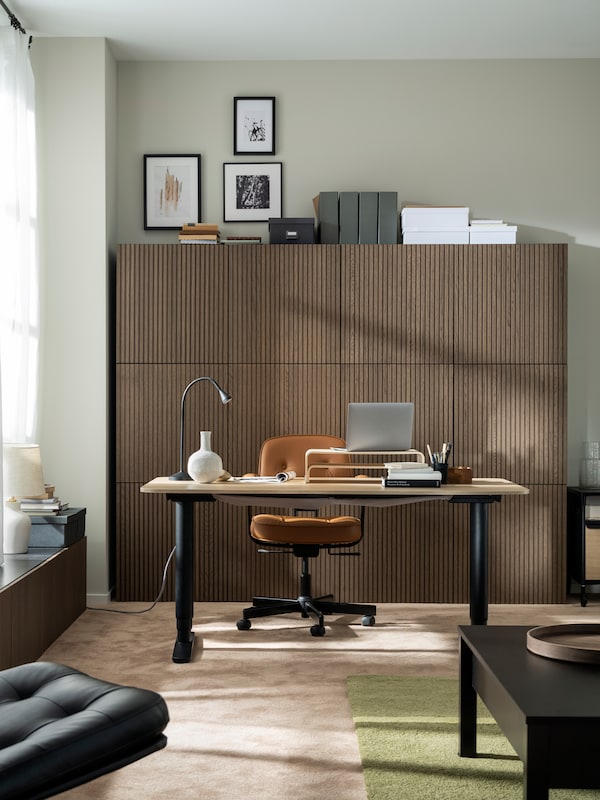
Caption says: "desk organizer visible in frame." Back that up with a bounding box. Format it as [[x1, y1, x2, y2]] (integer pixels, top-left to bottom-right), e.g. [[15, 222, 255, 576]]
[[304, 449, 425, 483]]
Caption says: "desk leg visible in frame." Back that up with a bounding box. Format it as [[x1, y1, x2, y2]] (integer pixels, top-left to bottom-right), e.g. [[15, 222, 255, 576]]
[[172, 499, 195, 663], [469, 501, 489, 625]]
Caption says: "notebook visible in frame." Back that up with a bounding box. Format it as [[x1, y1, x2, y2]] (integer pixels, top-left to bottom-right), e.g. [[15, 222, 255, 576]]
[[344, 402, 414, 452]]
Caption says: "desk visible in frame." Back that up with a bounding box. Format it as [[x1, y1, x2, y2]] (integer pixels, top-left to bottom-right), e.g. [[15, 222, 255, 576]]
[[141, 477, 528, 662]]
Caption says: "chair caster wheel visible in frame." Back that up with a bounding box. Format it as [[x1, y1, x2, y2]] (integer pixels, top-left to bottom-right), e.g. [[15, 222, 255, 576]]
[[236, 619, 251, 630], [361, 615, 375, 627], [310, 625, 326, 637]]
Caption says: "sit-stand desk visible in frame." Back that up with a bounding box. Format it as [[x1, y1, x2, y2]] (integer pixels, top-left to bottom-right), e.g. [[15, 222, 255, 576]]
[[140, 477, 529, 663]]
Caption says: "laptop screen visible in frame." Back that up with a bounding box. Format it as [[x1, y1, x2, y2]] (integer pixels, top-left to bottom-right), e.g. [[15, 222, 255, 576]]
[[345, 402, 414, 452]]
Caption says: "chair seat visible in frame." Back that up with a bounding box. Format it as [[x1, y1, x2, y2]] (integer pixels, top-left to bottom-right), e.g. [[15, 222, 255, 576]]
[[251, 513, 362, 546], [0, 661, 169, 800]]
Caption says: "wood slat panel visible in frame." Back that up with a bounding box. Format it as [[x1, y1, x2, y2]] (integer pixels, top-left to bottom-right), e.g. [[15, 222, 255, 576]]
[[114, 243, 567, 604], [454, 365, 566, 485], [455, 244, 567, 364], [341, 244, 454, 364]]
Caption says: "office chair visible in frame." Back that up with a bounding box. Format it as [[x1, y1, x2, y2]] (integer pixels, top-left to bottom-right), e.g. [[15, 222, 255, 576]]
[[236, 434, 376, 636]]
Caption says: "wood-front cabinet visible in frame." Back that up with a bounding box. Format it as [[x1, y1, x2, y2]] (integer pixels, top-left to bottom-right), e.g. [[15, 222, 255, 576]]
[[113, 244, 567, 604]]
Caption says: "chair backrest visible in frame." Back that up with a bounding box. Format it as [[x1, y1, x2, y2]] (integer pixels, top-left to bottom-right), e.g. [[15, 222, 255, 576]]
[[258, 434, 353, 479]]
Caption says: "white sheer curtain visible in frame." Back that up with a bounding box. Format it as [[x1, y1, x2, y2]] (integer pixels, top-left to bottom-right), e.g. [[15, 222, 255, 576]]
[[0, 25, 39, 447], [0, 24, 39, 556]]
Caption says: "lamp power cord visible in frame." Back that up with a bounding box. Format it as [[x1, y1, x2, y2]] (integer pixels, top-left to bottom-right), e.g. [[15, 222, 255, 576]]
[[86, 545, 177, 615]]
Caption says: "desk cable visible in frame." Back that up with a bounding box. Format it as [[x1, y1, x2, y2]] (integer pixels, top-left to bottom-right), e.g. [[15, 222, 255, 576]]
[[86, 545, 176, 615]]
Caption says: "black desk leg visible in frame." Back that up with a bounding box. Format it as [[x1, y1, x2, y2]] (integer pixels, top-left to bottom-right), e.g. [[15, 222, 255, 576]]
[[470, 500, 489, 625], [172, 499, 195, 663]]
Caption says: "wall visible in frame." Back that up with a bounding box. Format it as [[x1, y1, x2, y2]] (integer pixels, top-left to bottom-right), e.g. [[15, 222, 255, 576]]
[[31, 46, 600, 598], [33, 38, 117, 601], [116, 59, 600, 487]]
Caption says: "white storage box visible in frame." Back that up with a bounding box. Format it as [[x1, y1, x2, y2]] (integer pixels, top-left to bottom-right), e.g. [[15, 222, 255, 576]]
[[402, 228, 470, 244], [401, 205, 469, 230], [469, 225, 517, 244]]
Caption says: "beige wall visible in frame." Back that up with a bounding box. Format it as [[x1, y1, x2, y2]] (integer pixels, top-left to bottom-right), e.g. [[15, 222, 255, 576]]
[[31, 43, 600, 598], [33, 38, 116, 600]]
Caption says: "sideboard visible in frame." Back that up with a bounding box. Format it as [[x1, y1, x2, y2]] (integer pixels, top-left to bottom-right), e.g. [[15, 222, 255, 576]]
[[113, 243, 567, 604]]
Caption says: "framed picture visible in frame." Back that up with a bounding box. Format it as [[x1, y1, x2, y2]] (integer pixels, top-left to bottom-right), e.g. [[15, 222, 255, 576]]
[[144, 154, 201, 229], [234, 97, 276, 155], [223, 162, 282, 222]]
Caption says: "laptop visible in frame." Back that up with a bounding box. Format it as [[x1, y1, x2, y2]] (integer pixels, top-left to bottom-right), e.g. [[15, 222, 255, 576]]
[[345, 402, 414, 452]]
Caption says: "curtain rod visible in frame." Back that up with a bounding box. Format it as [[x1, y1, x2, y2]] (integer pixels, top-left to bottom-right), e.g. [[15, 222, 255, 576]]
[[0, 0, 27, 35]]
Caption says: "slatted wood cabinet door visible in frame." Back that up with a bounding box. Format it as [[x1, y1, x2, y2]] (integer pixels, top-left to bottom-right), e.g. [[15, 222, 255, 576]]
[[114, 243, 567, 604]]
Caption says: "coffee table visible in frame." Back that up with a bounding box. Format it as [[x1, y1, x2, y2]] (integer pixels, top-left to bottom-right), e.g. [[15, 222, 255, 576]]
[[459, 625, 600, 799]]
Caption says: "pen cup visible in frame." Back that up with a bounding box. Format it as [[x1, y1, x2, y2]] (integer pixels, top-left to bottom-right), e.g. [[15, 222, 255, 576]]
[[433, 461, 448, 484]]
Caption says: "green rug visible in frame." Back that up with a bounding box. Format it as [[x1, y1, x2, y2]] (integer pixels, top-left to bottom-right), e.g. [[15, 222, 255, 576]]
[[347, 675, 600, 800]]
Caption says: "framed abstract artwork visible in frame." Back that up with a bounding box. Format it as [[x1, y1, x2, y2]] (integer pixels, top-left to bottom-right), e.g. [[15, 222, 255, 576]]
[[223, 161, 282, 222], [233, 97, 276, 155], [143, 154, 201, 229]]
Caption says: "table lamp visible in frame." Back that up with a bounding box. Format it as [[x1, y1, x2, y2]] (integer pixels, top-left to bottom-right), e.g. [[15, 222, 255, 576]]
[[169, 377, 232, 481], [2, 443, 45, 555]]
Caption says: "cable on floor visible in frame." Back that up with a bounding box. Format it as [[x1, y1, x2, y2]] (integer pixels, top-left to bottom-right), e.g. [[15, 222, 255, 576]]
[[86, 545, 176, 615]]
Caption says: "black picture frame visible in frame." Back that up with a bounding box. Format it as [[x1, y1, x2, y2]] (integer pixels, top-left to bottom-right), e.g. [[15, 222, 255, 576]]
[[234, 97, 276, 155], [143, 154, 201, 230], [223, 162, 282, 222]]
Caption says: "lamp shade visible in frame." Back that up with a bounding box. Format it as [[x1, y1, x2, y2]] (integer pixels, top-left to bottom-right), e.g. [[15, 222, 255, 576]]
[[3, 444, 45, 499]]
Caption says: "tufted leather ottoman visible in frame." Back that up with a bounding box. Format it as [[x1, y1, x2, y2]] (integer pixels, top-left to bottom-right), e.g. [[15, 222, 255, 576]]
[[0, 661, 169, 800]]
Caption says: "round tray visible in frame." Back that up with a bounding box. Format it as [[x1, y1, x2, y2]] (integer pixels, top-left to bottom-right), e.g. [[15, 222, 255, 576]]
[[527, 624, 600, 664]]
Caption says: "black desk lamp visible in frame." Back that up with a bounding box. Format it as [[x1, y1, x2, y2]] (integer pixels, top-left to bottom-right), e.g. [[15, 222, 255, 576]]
[[169, 377, 232, 481]]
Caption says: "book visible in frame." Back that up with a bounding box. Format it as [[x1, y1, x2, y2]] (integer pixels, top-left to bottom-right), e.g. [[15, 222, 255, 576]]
[[181, 223, 220, 233], [178, 235, 220, 241], [382, 474, 441, 488], [358, 191, 378, 244], [377, 191, 398, 244]]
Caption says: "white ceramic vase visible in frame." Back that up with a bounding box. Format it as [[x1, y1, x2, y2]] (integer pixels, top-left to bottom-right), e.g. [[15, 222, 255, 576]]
[[187, 431, 223, 483]]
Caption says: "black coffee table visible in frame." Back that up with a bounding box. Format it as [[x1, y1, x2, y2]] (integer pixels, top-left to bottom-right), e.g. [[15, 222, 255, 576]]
[[459, 625, 600, 799]]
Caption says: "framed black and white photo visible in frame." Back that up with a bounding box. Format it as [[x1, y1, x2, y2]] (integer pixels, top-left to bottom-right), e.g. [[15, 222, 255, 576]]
[[234, 97, 276, 155], [144, 154, 201, 229], [223, 162, 282, 222]]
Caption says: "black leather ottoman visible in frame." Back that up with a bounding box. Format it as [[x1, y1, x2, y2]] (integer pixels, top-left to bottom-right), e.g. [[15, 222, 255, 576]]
[[0, 661, 169, 800]]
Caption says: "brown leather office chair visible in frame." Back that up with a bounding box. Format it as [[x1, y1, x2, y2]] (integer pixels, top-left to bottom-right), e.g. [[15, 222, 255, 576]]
[[236, 434, 376, 636]]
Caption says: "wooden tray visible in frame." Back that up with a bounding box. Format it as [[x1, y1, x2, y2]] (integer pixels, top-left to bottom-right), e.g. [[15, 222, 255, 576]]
[[527, 624, 600, 664]]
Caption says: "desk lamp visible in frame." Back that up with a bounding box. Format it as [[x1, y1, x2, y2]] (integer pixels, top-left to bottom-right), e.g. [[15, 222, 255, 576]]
[[169, 377, 232, 481], [2, 443, 45, 555]]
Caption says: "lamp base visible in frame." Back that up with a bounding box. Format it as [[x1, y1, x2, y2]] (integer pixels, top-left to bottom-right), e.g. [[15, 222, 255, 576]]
[[3, 500, 32, 554], [169, 471, 192, 481]]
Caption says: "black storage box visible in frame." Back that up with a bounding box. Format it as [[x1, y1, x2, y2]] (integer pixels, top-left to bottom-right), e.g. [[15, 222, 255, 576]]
[[268, 217, 315, 244], [29, 507, 86, 548]]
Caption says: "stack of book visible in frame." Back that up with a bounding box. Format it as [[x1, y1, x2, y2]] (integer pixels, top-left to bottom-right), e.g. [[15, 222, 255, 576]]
[[178, 223, 221, 244], [401, 204, 470, 244], [469, 220, 517, 244], [19, 485, 69, 515], [382, 462, 442, 488]]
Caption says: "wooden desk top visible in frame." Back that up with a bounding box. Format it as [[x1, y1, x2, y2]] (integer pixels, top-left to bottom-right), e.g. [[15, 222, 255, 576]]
[[141, 476, 529, 499]]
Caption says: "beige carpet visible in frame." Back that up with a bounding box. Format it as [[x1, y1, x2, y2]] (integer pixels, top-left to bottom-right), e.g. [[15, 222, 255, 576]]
[[41, 601, 600, 799]]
